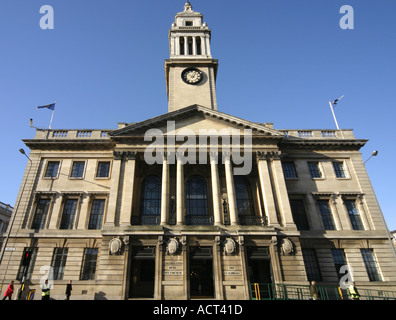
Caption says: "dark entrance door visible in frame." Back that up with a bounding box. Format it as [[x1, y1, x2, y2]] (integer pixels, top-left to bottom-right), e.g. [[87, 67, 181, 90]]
[[129, 246, 155, 298], [246, 246, 273, 299], [189, 246, 214, 298]]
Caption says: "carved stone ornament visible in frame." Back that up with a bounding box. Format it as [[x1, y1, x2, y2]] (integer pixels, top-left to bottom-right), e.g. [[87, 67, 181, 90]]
[[167, 238, 180, 255], [224, 238, 237, 255], [280, 238, 295, 256], [109, 237, 123, 255]]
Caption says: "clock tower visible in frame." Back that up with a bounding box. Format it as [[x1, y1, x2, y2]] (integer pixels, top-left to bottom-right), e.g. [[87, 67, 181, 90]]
[[165, 1, 218, 112]]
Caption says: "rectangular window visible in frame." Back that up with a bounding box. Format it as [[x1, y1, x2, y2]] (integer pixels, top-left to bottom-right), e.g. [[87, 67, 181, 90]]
[[345, 200, 364, 230], [80, 248, 98, 280], [52, 248, 68, 280], [333, 162, 347, 178], [289, 199, 310, 230], [282, 161, 298, 179], [31, 199, 51, 229], [71, 161, 85, 178], [331, 249, 346, 279], [96, 161, 110, 178], [60, 199, 78, 229], [308, 162, 322, 178], [44, 161, 60, 178], [302, 249, 322, 282], [318, 200, 336, 230], [361, 249, 382, 281], [88, 199, 105, 230]]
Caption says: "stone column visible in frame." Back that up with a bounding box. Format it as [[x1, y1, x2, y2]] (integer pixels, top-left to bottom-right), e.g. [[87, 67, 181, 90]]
[[224, 152, 238, 225], [105, 152, 123, 226], [120, 152, 137, 226], [256, 152, 279, 226], [184, 36, 188, 55], [205, 35, 211, 56], [269, 236, 283, 283], [176, 152, 184, 225], [269, 152, 295, 228], [192, 36, 197, 55], [161, 153, 169, 225], [200, 36, 206, 56], [210, 152, 222, 226]]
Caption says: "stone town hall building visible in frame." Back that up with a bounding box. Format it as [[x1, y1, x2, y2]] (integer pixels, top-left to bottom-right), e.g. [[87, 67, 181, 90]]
[[1, 2, 395, 300]]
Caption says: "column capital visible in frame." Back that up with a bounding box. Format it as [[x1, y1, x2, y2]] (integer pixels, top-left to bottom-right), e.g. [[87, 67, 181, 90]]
[[209, 151, 219, 162], [113, 150, 138, 160], [256, 150, 281, 161], [222, 151, 231, 162]]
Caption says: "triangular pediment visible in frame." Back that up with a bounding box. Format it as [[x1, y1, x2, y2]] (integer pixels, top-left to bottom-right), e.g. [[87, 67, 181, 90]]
[[110, 105, 284, 138]]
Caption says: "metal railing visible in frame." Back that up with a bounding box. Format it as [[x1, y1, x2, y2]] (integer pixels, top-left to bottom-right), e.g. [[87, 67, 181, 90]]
[[250, 283, 396, 300]]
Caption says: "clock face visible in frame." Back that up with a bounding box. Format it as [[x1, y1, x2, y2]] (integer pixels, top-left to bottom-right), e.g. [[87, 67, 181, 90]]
[[181, 68, 203, 85]]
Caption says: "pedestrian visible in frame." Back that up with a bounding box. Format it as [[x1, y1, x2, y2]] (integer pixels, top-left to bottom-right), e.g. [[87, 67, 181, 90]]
[[65, 280, 72, 300], [309, 280, 320, 300], [2, 281, 14, 300], [347, 282, 360, 300], [41, 279, 50, 300]]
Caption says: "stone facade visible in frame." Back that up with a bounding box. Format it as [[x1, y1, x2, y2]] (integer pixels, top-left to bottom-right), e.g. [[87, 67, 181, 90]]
[[0, 2, 395, 300]]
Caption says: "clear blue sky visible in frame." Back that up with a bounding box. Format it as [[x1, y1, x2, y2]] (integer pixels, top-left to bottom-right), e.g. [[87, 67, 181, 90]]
[[1, 0, 395, 230]]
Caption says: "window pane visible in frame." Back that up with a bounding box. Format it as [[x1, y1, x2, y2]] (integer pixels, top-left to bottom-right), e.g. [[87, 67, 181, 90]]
[[302, 249, 322, 282], [31, 199, 51, 229], [333, 162, 346, 178], [139, 176, 161, 225], [345, 200, 364, 230], [186, 176, 209, 225], [361, 249, 382, 281], [290, 199, 309, 230], [234, 176, 254, 216], [308, 162, 322, 178], [71, 161, 85, 178], [45, 161, 59, 178], [60, 199, 78, 229], [88, 199, 105, 229], [282, 162, 297, 179], [80, 248, 98, 280], [96, 161, 110, 178], [331, 249, 346, 279], [52, 248, 68, 280], [318, 200, 336, 230]]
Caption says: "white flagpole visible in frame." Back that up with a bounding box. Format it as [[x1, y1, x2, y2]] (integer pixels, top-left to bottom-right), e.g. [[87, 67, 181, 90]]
[[329, 101, 340, 130], [49, 101, 56, 129], [328, 99, 344, 138]]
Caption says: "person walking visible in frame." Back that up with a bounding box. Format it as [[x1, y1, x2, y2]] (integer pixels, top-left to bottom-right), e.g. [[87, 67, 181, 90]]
[[2, 281, 14, 300], [41, 279, 51, 300], [65, 280, 72, 300], [309, 281, 320, 300], [348, 282, 360, 300]]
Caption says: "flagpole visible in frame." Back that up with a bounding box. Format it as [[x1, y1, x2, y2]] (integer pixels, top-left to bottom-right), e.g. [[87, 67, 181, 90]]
[[328, 101, 340, 130], [328, 100, 344, 138], [49, 101, 56, 129]]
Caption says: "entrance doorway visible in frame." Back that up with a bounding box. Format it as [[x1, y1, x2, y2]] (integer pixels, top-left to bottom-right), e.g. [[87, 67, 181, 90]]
[[129, 246, 155, 298], [189, 246, 214, 298], [246, 246, 272, 299]]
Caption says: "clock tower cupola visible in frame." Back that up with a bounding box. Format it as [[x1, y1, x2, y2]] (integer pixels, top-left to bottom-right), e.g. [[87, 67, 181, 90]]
[[165, 1, 218, 112]]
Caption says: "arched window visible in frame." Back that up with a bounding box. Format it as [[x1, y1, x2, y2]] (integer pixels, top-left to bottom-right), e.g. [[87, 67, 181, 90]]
[[139, 175, 161, 225], [234, 176, 258, 225], [186, 175, 210, 225]]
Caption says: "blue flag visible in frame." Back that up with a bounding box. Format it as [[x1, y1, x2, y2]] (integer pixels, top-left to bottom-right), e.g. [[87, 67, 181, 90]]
[[37, 103, 55, 110]]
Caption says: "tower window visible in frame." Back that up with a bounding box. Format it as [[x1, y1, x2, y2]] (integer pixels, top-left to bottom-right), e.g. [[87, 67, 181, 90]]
[[179, 37, 185, 55], [188, 37, 193, 55], [196, 37, 202, 55], [185, 21, 193, 26]]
